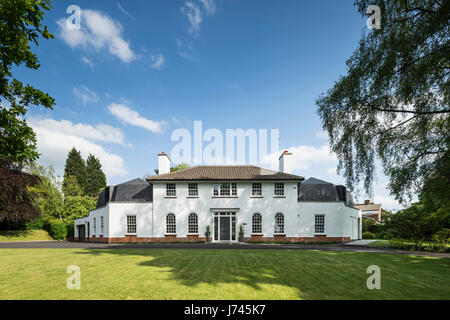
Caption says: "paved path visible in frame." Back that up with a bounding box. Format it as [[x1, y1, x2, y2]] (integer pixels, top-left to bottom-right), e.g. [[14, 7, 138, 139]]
[[0, 240, 448, 258], [344, 240, 377, 246]]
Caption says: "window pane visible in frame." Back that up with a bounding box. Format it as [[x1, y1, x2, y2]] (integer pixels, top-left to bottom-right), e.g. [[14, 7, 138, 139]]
[[166, 183, 176, 197]]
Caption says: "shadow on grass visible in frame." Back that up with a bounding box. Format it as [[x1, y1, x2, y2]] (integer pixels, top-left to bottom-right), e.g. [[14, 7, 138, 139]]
[[74, 248, 450, 299]]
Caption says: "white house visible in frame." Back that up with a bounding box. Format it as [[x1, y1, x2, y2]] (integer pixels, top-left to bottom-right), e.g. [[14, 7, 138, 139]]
[[74, 151, 361, 243]]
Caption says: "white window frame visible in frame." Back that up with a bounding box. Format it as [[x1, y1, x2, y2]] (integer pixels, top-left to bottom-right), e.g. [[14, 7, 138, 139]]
[[212, 183, 237, 197], [188, 213, 198, 234], [315, 214, 325, 234], [100, 216, 104, 234], [188, 183, 198, 197], [93, 218, 96, 235], [126, 215, 136, 234], [252, 213, 262, 234], [166, 213, 176, 234], [166, 183, 176, 197], [252, 183, 262, 196], [274, 183, 284, 196], [274, 213, 284, 234]]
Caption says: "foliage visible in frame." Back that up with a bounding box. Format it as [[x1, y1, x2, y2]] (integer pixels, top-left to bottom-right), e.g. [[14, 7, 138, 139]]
[[63, 148, 88, 195], [27, 163, 63, 220], [0, 0, 55, 164], [0, 158, 40, 228], [24, 216, 45, 230], [432, 229, 450, 253], [362, 231, 375, 239], [85, 154, 107, 196], [62, 175, 84, 197], [171, 163, 191, 172], [316, 0, 450, 202], [62, 196, 96, 224], [43, 218, 66, 240]]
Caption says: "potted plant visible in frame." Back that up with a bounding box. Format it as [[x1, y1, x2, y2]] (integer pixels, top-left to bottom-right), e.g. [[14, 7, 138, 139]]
[[238, 224, 245, 243], [205, 225, 211, 243]]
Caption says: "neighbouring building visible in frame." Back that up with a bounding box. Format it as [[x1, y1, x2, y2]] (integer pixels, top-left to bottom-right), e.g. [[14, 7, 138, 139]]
[[74, 151, 362, 243], [354, 200, 382, 222]]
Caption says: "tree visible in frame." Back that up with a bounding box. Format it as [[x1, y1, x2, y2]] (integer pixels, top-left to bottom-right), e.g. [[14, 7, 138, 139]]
[[0, 158, 40, 228], [171, 163, 191, 172], [28, 164, 63, 221], [316, 0, 449, 202], [0, 0, 55, 164], [62, 175, 83, 197], [63, 148, 87, 195], [85, 154, 107, 196]]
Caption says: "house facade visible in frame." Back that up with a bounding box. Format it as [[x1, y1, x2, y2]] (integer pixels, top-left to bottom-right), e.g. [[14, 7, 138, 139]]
[[354, 200, 382, 222], [74, 151, 362, 243]]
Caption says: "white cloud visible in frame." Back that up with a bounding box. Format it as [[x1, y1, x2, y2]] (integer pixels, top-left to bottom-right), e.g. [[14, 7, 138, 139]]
[[149, 53, 165, 69], [107, 103, 167, 133], [29, 118, 129, 146], [327, 167, 337, 174], [82, 56, 94, 68], [315, 130, 328, 140], [181, 2, 202, 37], [260, 144, 337, 172], [29, 118, 128, 179], [373, 196, 404, 211], [176, 38, 193, 59], [199, 0, 216, 15], [73, 85, 100, 105], [57, 8, 137, 63]]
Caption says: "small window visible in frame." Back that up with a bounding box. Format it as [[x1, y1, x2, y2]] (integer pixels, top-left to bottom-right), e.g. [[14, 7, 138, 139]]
[[100, 216, 104, 234], [166, 183, 176, 197], [315, 215, 325, 234], [274, 183, 284, 196], [252, 213, 262, 234], [252, 183, 262, 196], [127, 216, 136, 234], [166, 213, 176, 234], [231, 183, 237, 196], [188, 183, 198, 197], [188, 213, 198, 234], [274, 213, 284, 234], [93, 218, 96, 234]]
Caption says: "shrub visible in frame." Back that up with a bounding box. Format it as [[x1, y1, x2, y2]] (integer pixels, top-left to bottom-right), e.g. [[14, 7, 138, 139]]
[[362, 231, 375, 239], [432, 229, 450, 253], [375, 231, 391, 240], [24, 217, 45, 230], [66, 223, 74, 241], [44, 219, 67, 240]]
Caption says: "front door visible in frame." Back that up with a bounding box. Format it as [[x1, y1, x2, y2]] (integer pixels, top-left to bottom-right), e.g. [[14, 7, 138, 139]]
[[213, 212, 237, 242], [220, 217, 230, 241]]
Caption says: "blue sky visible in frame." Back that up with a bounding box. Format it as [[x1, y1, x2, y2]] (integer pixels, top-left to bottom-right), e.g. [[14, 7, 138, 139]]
[[16, 0, 404, 209]]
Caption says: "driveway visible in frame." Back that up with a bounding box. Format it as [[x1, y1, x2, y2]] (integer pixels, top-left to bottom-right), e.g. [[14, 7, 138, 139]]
[[0, 240, 448, 258]]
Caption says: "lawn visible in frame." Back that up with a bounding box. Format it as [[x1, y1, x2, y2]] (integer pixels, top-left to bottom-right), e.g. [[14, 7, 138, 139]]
[[0, 230, 53, 242], [0, 249, 449, 300]]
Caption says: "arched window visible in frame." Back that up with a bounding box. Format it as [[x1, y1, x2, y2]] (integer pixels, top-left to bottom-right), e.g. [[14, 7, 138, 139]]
[[252, 213, 262, 234], [166, 213, 176, 234], [188, 213, 198, 234], [274, 213, 284, 234]]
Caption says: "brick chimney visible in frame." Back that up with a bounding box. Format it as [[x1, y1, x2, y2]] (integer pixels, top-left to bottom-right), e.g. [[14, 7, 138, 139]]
[[158, 152, 171, 175], [364, 199, 371, 205]]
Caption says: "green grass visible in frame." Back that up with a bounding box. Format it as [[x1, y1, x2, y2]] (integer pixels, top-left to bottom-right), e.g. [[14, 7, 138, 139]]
[[0, 230, 53, 242], [0, 249, 448, 300]]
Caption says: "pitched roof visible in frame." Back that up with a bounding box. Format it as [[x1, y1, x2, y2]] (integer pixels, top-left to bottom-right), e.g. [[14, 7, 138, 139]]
[[146, 166, 304, 181], [354, 203, 381, 211], [298, 177, 354, 207], [96, 178, 152, 208]]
